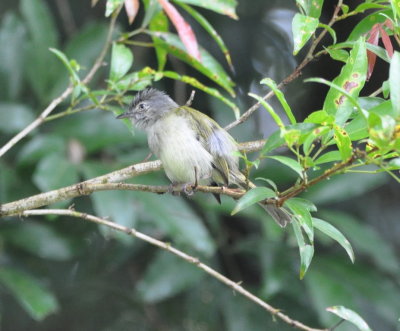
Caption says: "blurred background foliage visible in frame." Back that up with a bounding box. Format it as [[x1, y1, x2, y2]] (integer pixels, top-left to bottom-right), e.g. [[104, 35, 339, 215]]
[[0, 0, 399, 330]]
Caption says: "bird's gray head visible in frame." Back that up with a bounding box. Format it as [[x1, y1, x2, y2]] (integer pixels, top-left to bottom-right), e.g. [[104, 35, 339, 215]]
[[116, 88, 178, 130]]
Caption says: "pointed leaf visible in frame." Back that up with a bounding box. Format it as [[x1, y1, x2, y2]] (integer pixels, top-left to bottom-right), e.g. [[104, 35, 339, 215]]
[[231, 187, 275, 215], [158, 0, 200, 60], [326, 306, 372, 331], [292, 221, 314, 279], [292, 14, 319, 55], [248, 93, 284, 128], [177, 2, 233, 71], [267, 155, 303, 177], [124, 0, 140, 24], [313, 218, 354, 262], [260, 78, 296, 124], [147, 31, 234, 95]]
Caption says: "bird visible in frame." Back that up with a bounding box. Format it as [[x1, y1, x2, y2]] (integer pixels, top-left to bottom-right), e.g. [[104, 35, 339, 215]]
[[116, 88, 292, 227]]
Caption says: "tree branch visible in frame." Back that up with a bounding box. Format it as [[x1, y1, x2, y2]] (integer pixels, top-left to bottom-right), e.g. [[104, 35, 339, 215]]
[[20, 208, 327, 331]]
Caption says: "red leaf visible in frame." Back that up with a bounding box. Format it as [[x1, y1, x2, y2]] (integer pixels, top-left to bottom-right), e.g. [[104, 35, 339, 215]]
[[378, 24, 394, 58], [124, 0, 140, 24], [366, 24, 380, 80], [158, 0, 201, 61]]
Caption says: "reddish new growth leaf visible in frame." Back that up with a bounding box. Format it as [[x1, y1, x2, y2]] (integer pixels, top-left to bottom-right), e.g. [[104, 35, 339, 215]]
[[366, 20, 395, 80], [366, 24, 380, 80], [158, 0, 201, 61], [124, 0, 140, 24]]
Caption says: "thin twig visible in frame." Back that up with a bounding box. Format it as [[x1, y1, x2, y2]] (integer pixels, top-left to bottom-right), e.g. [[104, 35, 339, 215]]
[[0, 10, 118, 158], [20, 208, 327, 331]]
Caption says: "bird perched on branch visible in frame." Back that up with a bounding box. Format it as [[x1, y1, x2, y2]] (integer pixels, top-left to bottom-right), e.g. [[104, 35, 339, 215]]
[[117, 88, 292, 227]]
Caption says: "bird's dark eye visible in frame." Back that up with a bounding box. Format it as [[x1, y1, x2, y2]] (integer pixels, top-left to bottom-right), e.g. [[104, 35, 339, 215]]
[[138, 103, 146, 110]]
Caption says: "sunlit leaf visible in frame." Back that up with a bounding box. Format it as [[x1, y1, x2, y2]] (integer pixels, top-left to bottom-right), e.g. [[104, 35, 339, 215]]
[[105, 0, 124, 16], [322, 38, 367, 126], [109, 43, 134, 82], [333, 125, 352, 160], [292, 13, 319, 55], [326, 306, 372, 331]]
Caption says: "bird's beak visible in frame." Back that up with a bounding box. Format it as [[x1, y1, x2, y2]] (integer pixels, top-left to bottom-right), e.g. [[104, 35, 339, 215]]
[[116, 111, 131, 119]]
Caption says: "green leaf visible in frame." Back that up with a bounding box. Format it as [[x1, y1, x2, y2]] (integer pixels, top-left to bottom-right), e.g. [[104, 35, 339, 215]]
[[322, 38, 367, 125], [267, 155, 303, 177], [147, 31, 235, 96], [142, 0, 162, 28], [304, 110, 334, 124], [292, 221, 314, 279], [333, 125, 352, 160], [149, 11, 169, 71], [3, 222, 76, 260], [49, 48, 80, 83], [389, 51, 400, 117], [137, 251, 203, 303], [292, 14, 319, 55], [33, 153, 78, 192], [177, 1, 234, 71], [314, 150, 341, 165], [286, 198, 314, 243], [176, 0, 238, 19], [109, 43, 134, 82], [0, 267, 59, 321], [327, 48, 349, 63], [308, 77, 363, 125], [347, 10, 389, 42], [320, 210, 400, 275], [0, 103, 34, 134], [105, 0, 124, 16], [326, 306, 372, 331], [0, 13, 27, 100], [231, 187, 275, 215], [248, 93, 284, 128], [261, 130, 284, 154], [312, 218, 354, 263], [260, 78, 296, 124]]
